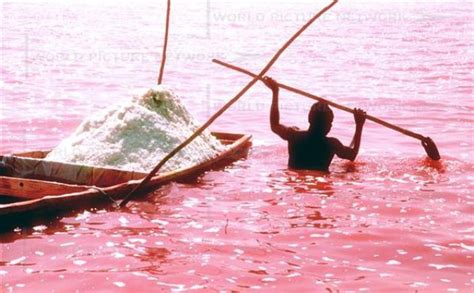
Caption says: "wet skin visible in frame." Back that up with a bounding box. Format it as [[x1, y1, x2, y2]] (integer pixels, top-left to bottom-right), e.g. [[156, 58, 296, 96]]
[[262, 76, 367, 171]]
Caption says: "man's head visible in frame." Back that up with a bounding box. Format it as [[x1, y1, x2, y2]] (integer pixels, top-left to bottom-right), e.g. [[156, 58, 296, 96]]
[[308, 101, 334, 135]]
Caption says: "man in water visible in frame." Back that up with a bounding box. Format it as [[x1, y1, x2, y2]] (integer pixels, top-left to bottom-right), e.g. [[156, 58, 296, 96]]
[[263, 76, 367, 171]]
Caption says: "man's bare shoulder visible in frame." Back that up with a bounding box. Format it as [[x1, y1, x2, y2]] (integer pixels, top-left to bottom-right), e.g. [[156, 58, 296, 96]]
[[326, 136, 344, 148], [288, 126, 302, 133], [287, 126, 305, 140]]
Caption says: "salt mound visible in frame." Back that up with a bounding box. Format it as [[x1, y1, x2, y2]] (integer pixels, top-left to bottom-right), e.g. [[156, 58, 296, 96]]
[[46, 86, 224, 173]]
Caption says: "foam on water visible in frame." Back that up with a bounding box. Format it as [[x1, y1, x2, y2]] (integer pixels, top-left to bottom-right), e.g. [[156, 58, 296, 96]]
[[45, 86, 224, 172]]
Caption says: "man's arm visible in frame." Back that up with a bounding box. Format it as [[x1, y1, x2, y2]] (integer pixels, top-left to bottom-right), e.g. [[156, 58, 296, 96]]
[[263, 76, 294, 140], [331, 108, 366, 161]]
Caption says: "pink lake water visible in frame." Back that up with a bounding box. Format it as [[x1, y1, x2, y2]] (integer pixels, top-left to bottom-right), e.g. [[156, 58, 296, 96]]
[[1, 0, 473, 291]]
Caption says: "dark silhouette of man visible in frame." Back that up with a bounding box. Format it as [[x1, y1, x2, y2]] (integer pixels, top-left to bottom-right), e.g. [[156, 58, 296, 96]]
[[263, 76, 367, 172]]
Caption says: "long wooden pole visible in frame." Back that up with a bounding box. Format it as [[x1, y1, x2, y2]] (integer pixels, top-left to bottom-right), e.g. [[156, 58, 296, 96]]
[[120, 0, 339, 207], [158, 0, 171, 84], [213, 59, 425, 140], [212, 59, 441, 160]]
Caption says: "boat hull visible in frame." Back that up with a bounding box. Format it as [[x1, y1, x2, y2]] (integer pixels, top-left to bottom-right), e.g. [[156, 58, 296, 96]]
[[0, 132, 251, 223]]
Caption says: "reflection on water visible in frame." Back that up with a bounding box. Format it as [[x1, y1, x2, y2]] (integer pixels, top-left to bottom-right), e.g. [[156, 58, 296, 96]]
[[0, 147, 470, 292], [268, 169, 334, 195], [0, 147, 472, 291]]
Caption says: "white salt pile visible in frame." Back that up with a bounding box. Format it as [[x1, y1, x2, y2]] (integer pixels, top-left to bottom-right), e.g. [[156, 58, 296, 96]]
[[46, 86, 224, 173]]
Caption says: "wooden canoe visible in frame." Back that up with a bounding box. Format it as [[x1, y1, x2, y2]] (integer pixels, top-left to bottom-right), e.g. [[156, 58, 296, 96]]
[[0, 132, 251, 222]]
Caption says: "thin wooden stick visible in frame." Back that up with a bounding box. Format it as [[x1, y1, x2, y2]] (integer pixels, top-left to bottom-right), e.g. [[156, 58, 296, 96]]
[[158, 0, 171, 84], [120, 0, 339, 207], [213, 59, 426, 141]]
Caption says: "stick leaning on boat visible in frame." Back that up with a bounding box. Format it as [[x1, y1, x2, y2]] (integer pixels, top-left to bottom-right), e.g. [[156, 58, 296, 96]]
[[119, 0, 340, 207]]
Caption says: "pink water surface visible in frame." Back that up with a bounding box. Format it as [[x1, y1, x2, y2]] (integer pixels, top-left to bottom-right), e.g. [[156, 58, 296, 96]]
[[1, 1, 473, 292]]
